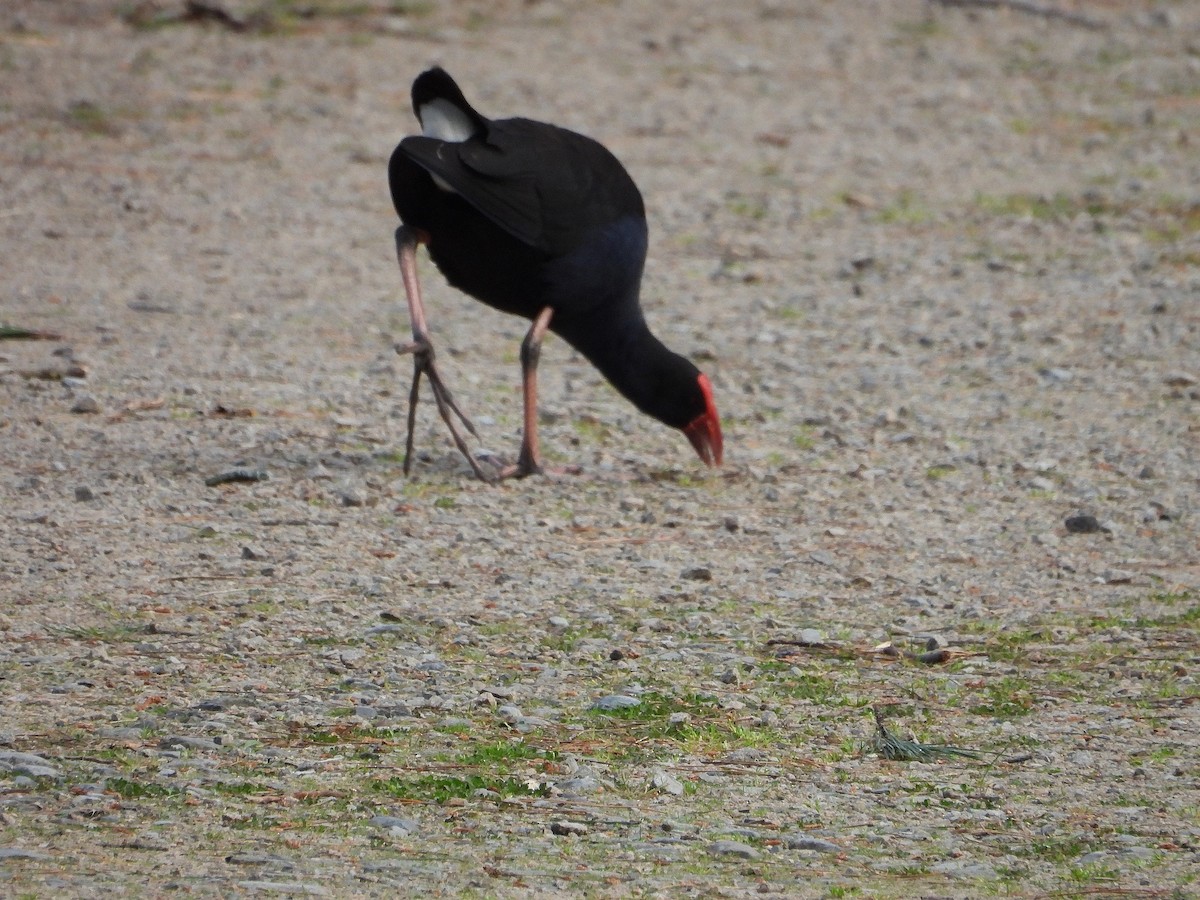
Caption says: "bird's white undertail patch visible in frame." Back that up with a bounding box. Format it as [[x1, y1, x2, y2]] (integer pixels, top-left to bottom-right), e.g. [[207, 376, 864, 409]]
[[419, 99, 475, 142], [419, 99, 475, 192]]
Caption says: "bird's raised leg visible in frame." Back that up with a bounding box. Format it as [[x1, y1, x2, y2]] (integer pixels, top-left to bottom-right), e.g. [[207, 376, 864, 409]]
[[498, 306, 557, 479], [393, 225, 491, 481]]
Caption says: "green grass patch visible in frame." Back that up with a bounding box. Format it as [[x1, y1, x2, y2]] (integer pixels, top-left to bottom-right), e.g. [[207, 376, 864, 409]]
[[792, 425, 819, 451], [973, 191, 1107, 220], [460, 740, 560, 767], [64, 100, 122, 136], [106, 778, 182, 799], [580, 690, 785, 760], [772, 672, 841, 704], [893, 17, 943, 40], [876, 189, 931, 225], [212, 780, 275, 797], [1014, 834, 1096, 863], [727, 193, 768, 221], [374, 773, 549, 803], [588, 691, 716, 722], [968, 676, 1037, 719]]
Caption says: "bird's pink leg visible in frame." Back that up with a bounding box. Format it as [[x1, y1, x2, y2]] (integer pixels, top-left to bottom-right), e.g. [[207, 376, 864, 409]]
[[393, 225, 492, 481], [499, 306, 583, 479]]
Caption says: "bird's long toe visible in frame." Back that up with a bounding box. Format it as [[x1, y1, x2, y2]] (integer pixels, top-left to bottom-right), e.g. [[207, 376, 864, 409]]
[[397, 339, 492, 481]]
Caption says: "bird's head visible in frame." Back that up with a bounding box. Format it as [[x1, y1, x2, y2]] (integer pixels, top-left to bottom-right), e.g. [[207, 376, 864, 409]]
[[682, 373, 723, 467]]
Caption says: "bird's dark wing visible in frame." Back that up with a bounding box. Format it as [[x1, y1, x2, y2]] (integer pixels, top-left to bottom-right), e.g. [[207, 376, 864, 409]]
[[397, 118, 643, 256]]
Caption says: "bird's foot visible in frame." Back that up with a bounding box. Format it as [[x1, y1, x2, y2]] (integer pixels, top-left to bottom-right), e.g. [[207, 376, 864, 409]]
[[491, 447, 583, 481], [396, 337, 493, 482]]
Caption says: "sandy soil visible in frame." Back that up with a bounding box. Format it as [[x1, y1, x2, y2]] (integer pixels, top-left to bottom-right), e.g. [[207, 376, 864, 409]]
[[2, 0, 1198, 896]]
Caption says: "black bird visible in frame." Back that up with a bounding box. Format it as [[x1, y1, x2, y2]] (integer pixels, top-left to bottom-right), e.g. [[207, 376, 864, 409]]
[[387, 67, 723, 479]]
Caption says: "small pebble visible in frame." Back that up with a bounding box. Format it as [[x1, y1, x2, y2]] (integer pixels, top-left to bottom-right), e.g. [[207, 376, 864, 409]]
[[1039, 367, 1073, 383], [205, 469, 269, 487], [70, 395, 100, 414], [1064, 514, 1106, 534], [681, 566, 713, 582], [74, 485, 95, 502], [158, 735, 219, 752], [550, 820, 588, 836], [916, 649, 951, 664], [338, 486, 366, 507]]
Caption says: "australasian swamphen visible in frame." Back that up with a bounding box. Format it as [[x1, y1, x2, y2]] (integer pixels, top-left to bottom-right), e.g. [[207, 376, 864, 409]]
[[387, 67, 723, 480]]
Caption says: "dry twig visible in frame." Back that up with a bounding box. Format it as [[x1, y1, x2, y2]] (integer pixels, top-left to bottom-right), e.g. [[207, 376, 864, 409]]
[[929, 0, 1106, 30]]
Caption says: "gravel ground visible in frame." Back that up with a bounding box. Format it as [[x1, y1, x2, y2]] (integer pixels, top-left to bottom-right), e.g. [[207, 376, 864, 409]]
[[2, 0, 1198, 896]]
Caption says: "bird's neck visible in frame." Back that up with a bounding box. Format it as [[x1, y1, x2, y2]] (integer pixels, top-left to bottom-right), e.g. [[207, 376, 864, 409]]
[[559, 306, 692, 428]]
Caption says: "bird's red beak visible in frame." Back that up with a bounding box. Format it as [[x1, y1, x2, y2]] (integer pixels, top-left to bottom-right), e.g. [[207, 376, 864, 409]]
[[683, 373, 723, 467]]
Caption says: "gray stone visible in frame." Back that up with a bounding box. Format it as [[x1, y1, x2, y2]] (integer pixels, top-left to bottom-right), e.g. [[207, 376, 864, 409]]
[[555, 775, 602, 795], [784, 835, 841, 853], [369, 815, 420, 834], [365, 624, 406, 636], [591, 695, 640, 711], [496, 704, 524, 723], [226, 852, 297, 867], [931, 860, 999, 880], [720, 747, 768, 764], [0, 847, 52, 860], [0, 751, 61, 779], [650, 769, 685, 796], [707, 840, 759, 859]]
